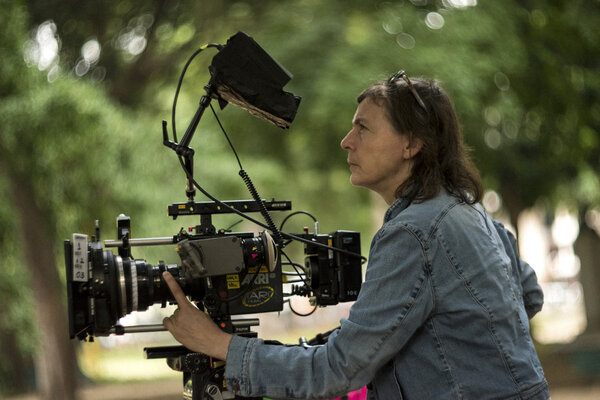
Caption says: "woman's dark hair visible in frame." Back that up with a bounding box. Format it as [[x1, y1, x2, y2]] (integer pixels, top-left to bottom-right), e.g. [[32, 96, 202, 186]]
[[357, 75, 483, 204]]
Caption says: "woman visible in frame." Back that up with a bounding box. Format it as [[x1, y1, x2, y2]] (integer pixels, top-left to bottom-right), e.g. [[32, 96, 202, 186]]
[[163, 71, 549, 399]]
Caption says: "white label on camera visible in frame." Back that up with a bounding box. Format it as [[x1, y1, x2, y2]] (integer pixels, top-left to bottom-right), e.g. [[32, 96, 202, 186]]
[[72, 234, 89, 282]]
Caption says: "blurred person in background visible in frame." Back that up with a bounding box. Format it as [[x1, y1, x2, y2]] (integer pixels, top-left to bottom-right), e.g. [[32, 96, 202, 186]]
[[162, 70, 549, 400]]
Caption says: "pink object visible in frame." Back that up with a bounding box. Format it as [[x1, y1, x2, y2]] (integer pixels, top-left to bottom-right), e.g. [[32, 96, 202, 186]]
[[330, 386, 367, 400]]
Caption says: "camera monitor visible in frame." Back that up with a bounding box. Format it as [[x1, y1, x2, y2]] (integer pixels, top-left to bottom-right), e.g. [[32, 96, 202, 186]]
[[208, 31, 301, 128]]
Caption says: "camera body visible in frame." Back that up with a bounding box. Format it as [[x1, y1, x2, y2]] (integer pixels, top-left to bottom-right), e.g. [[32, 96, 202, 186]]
[[65, 203, 362, 341]]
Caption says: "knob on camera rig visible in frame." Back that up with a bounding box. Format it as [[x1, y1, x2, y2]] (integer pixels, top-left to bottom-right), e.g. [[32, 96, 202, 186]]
[[64, 31, 364, 400]]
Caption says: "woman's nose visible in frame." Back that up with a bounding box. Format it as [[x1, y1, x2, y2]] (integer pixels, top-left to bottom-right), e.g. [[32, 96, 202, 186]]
[[340, 129, 354, 150]]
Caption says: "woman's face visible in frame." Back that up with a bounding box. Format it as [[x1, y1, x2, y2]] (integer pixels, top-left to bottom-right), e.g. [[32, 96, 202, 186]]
[[340, 97, 417, 205]]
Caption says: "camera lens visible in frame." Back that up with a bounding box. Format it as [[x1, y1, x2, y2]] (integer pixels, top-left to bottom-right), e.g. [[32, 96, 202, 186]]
[[241, 231, 277, 272], [99, 251, 196, 325]]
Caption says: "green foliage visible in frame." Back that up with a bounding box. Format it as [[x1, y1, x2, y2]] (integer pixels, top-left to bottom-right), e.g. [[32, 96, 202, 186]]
[[2, 78, 137, 232], [2, 0, 600, 393], [518, 0, 600, 205], [0, 0, 30, 95], [430, 1, 597, 214]]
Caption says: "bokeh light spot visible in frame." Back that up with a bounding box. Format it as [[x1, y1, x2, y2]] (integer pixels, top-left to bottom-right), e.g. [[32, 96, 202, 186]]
[[483, 190, 502, 213], [425, 12, 445, 30], [396, 33, 415, 49]]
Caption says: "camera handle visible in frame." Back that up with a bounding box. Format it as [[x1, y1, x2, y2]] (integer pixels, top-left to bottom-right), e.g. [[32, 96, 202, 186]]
[[145, 317, 262, 400], [145, 346, 225, 400]]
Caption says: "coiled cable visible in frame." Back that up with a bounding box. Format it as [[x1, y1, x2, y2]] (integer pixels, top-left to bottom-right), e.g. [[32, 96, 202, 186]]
[[239, 169, 283, 247]]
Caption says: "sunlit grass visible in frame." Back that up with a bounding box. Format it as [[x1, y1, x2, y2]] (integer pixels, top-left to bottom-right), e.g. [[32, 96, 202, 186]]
[[79, 341, 180, 382]]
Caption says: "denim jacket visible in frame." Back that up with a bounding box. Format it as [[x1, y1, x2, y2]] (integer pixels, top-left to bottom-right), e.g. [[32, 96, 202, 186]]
[[225, 191, 549, 399]]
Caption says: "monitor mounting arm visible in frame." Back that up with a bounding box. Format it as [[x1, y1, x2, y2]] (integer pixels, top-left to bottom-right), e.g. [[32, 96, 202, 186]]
[[163, 84, 215, 202]]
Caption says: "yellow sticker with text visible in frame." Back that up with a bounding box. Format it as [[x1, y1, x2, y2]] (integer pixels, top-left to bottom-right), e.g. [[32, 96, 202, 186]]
[[227, 274, 240, 289], [248, 266, 269, 274]]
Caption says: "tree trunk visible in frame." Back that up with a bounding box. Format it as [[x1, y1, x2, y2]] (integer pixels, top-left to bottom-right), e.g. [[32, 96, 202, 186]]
[[574, 221, 600, 333], [8, 172, 78, 400], [0, 326, 34, 395], [500, 180, 524, 237]]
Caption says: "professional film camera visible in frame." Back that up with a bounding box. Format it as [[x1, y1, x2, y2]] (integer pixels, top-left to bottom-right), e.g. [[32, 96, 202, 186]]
[[64, 32, 363, 400]]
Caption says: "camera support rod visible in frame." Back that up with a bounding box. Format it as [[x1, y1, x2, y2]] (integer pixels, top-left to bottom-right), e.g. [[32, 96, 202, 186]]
[[163, 85, 215, 202], [109, 318, 260, 335], [110, 324, 167, 334], [179, 92, 212, 151], [105, 237, 175, 248], [184, 95, 209, 202]]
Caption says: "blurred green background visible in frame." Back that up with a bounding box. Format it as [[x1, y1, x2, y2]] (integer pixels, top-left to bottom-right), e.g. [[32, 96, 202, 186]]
[[1, 0, 600, 399]]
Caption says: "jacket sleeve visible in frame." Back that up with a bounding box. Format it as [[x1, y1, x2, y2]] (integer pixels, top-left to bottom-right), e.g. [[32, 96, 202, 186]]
[[224, 222, 434, 399], [492, 220, 544, 319]]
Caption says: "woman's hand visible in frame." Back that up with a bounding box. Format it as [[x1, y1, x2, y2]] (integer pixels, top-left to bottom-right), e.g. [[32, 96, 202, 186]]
[[162, 271, 232, 360]]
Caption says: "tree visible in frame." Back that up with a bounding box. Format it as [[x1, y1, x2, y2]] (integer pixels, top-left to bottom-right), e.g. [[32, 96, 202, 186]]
[[0, 2, 175, 396], [0, 1, 45, 396], [5, 1, 600, 396]]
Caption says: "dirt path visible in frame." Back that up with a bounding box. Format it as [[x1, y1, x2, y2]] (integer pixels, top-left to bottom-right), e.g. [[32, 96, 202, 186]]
[[6, 379, 181, 400]]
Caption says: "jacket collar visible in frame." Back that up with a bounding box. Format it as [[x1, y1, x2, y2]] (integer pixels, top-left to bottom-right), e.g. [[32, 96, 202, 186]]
[[383, 196, 412, 223]]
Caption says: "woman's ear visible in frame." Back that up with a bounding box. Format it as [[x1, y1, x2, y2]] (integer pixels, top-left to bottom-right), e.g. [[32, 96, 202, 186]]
[[403, 137, 423, 159]]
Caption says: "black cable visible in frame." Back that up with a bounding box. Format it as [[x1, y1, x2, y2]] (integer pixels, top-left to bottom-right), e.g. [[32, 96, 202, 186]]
[[176, 153, 365, 262], [224, 219, 244, 232], [281, 250, 310, 289], [279, 210, 317, 231], [209, 103, 243, 170], [176, 155, 266, 226], [279, 210, 319, 247], [282, 261, 306, 274], [239, 169, 284, 246], [166, 42, 347, 312], [284, 299, 317, 317], [219, 267, 261, 304], [208, 103, 284, 247], [168, 45, 365, 263], [171, 44, 222, 144]]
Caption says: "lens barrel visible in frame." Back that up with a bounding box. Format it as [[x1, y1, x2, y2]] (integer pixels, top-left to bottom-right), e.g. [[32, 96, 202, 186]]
[[95, 250, 195, 331], [111, 256, 182, 314]]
